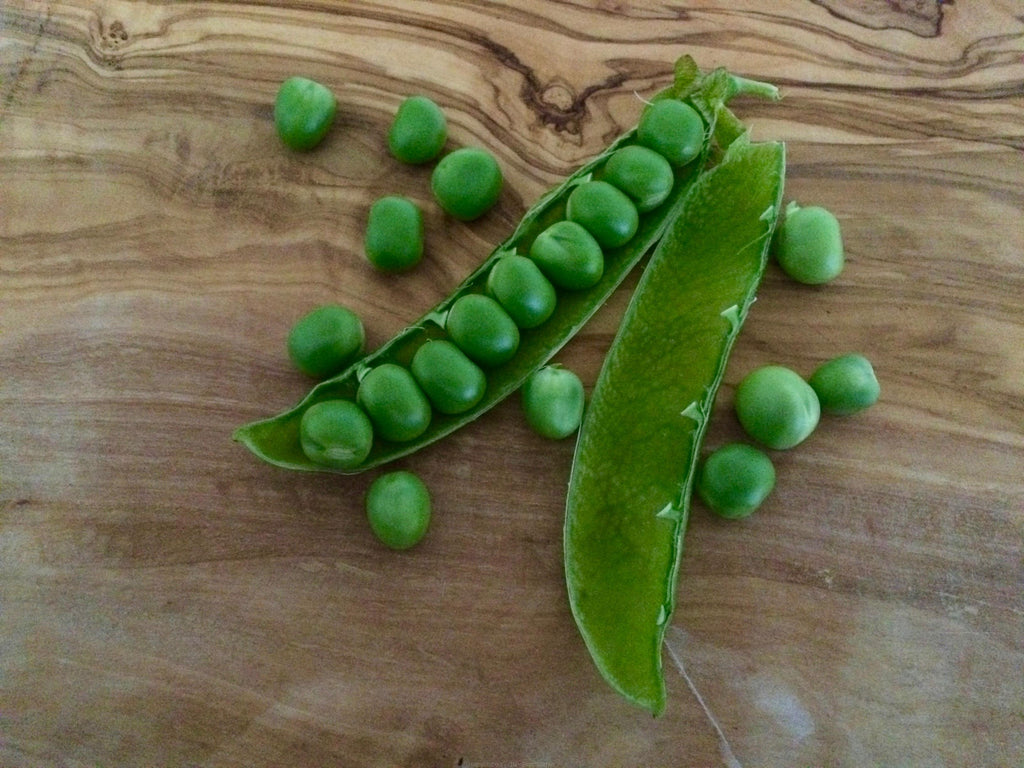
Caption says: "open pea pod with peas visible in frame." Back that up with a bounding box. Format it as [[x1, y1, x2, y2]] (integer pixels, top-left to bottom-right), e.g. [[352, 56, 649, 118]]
[[233, 56, 779, 473]]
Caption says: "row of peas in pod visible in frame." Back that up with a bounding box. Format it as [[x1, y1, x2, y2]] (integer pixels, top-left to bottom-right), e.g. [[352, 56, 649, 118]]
[[277, 89, 709, 474], [696, 200, 879, 519]]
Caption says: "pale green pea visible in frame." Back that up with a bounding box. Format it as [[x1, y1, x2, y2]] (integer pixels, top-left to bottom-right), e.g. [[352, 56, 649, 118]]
[[528, 221, 605, 291], [773, 202, 844, 285], [734, 365, 820, 450], [274, 76, 337, 151], [445, 294, 520, 368], [521, 365, 585, 440], [431, 147, 503, 221], [388, 95, 447, 165], [366, 471, 431, 550], [565, 181, 639, 249], [364, 196, 424, 272], [485, 254, 558, 329], [809, 353, 880, 415], [299, 400, 374, 469], [697, 443, 776, 519], [601, 145, 675, 212], [411, 340, 487, 415], [357, 363, 432, 442], [287, 304, 365, 379], [636, 99, 704, 167]]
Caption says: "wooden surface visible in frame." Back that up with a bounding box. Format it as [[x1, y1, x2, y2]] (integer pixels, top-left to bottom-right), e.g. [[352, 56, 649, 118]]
[[2, 2, 1022, 766]]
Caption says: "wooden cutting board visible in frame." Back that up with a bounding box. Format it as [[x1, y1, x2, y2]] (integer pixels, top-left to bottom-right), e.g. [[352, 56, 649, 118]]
[[2, 2, 1022, 765]]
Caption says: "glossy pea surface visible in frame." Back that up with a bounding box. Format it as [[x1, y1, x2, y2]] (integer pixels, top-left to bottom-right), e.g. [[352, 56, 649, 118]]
[[287, 304, 365, 379], [299, 400, 374, 469], [388, 95, 447, 164], [273, 76, 337, 151], [601, 145, 675, 212], [485, 254, 557, 329], [366, 471, 431, 550], [445, 294, 520, 367], [773, 203, 844, 284], [364, 196, 424, 272], [809, 353, 880, 415], [430, 147, 503, 221], [521, 365, 585, 440], [411, 340, 487, 415], [357, 364, 432, 442], [528, 221, 604, 291], [697, 443, 776, 519], [735, 365, 820, 449], [566, 181, 639, 249], [636, 99, 704, 167]]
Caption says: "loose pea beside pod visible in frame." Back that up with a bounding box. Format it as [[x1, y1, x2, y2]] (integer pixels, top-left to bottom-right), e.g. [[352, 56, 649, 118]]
[[299, 399, 374, 469], [485, 254, 558, 329], [445, 294, 520, 368], [521, 365, 585, 440], [566, 181, 640, 249], [601, 145, 675, 212], [411, 340, 488, 415], [528, 221, 605, 291], [773, 202, 845, 285], [431, 147, 503, 221], [366, 470, 431, 550], [809, 353, 880, 415], [364, 196, 424, 272], [388, 95, 447, 165], [274, 76, 337, 151], [287, 304, 365, 379], [636, 98, 704, 167], [357, 363, 432, 442], [734, 364, 821, 449], [697, 443, 776, 519]]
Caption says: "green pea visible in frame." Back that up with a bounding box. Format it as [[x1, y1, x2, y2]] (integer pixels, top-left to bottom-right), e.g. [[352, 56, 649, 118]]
[[809, 353, 880, 415], [773, 202, 844, 285], [485, 254, 558, 328], [287, 304, 365, 379], [411, 340, 487, 415], [565, 180, 639, 249], [601, 145, 675, 212], [445, 294, 520, 368], [430, 147, 503, 221], [357, 363, 432, 442], [388, 95, 447, 165], [734, 365, 821, 450], [366, 470, 431, 550], [697, 443, 776, 519], [364, 196, 424, 272], [299, 400, 374, 469], [521, 365, 585, 440], [636, 99, 704, 167], [528, 221, 605, 290], [273, 76, 337, 151]]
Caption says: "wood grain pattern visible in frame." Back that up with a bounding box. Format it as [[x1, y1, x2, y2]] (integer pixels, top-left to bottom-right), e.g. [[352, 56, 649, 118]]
[[2, 1, 1022, 766]]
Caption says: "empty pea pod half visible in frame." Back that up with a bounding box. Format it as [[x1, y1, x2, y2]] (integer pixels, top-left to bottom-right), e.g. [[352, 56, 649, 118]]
[[233, 56, 780, 474], [564, 135, 786, 715]]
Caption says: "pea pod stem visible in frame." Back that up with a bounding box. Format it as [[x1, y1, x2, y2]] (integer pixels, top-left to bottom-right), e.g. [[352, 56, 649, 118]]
[[564, 136, 786, 715], [234, 56, 777, 475]]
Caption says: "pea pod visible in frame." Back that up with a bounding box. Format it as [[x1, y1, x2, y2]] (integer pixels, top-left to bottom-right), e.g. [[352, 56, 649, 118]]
[[233, 57, 779, 473], [564, 136, 786, 715]]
